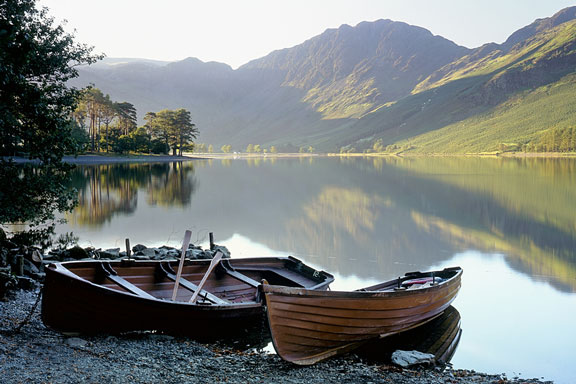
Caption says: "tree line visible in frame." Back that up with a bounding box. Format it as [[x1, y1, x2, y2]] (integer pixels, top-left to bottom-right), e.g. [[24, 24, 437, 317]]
[[532, 126, 576, 152], [73, 88, 198, 155], [192, 143, 315, 154]]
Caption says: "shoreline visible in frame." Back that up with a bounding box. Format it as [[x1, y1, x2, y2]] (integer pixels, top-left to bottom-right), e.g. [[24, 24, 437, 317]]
[[4, 151, 576, 165], [0, 289, 552, 384]]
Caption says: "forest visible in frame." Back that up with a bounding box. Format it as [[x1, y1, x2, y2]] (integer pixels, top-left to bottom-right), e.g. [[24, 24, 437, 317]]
[[73, 88, 198, 156]]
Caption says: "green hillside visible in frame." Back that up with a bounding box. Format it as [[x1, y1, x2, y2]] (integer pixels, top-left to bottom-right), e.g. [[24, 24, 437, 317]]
[[72, 7, 576, 153], [401, 73, 576, 153], [341, 18, 576, 154]]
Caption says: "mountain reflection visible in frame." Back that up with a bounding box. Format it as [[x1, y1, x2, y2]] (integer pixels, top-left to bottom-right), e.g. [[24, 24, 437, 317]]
[[62, 157, 576, 293], [66, 162, 197, 227]]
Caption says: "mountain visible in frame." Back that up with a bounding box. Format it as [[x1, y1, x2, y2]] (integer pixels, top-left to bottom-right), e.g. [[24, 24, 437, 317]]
[[71, 7, 576, 153], [241, 19, 469, 119]]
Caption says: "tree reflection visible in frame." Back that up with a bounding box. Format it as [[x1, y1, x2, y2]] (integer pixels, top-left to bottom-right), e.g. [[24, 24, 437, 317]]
[[66, 162, 197, 227]]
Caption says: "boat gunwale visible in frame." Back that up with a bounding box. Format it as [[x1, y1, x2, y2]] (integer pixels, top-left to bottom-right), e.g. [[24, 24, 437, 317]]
[[46, 257, 333, 309], [262, 267, 462, 299]]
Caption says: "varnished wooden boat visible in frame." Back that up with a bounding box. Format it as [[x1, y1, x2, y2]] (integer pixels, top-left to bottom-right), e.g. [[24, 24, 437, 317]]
[[262, 266, 462, 365], [41, 256, 333, 339]]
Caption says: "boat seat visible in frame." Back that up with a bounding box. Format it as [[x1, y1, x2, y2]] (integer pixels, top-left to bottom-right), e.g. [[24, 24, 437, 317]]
[[158, 262, 229, 305], [99, 262, 156, 300]]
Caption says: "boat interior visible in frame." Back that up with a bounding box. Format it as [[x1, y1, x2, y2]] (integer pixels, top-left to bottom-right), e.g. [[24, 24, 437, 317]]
[[54, 257, 332, 304], [359, 267, 461, 293]]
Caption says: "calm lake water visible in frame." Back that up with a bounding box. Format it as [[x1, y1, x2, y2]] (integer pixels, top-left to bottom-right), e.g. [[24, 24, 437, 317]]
[[55, 156, 576, 383]]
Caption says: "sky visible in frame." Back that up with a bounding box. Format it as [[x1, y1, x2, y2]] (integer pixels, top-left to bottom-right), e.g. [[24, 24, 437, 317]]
[[38, 0, 576, 69]]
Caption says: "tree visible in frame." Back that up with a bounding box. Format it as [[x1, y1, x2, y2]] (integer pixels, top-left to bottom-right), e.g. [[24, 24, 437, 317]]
[[0, 0, 101, 241], [372, 139, 385, 153], [269, 146, 277, 154], [173, 109, 198, 156], [194, 143, 206, 153], [115, 102, 137, 136], [145, 109, 198, 156]]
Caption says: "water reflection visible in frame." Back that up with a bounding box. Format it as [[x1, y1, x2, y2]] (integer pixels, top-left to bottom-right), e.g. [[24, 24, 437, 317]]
[[59, 157, 576, 294], [356, 305, 461, 365], [66, 162, 197, 227]]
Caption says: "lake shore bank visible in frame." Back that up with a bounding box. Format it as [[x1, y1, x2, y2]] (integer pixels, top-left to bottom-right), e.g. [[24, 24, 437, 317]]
[[4, 152, 576, 165], [0, 288, 552, 384]]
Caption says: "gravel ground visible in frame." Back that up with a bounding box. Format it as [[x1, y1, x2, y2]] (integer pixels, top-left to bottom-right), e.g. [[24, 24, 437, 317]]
[[1, 289, 552, 384]]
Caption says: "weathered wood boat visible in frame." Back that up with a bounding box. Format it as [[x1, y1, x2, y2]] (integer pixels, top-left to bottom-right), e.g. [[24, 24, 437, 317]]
[[262, 266, 462, 365], [41, 256, 333, 339]]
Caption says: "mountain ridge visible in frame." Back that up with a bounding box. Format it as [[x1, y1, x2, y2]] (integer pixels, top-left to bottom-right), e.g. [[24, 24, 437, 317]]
[[71, 6, 576, 153]]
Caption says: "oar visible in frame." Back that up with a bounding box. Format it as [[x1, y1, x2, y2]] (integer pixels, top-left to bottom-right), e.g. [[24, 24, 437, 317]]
[[189, 250, 223, 303], [171, 230, 192, 301]]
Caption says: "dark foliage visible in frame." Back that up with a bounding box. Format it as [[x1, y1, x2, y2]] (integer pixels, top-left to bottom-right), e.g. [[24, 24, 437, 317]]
[[0, 0, 101, 242]]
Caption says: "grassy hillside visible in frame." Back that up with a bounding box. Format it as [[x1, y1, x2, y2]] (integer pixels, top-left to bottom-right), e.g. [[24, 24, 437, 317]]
[[402, 73, 576, 153], [72, 8, 576, 153], [339, 19, 576, 154]]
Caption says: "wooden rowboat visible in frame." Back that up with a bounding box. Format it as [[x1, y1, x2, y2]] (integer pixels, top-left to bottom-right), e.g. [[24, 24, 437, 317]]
[[262, 266, 462, 365], [41, 256, 333, 339]]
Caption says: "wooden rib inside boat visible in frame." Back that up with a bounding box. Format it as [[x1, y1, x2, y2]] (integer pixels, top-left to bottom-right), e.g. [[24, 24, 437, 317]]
[[262, 266, 462, 365], [41, 256, 333, 339]]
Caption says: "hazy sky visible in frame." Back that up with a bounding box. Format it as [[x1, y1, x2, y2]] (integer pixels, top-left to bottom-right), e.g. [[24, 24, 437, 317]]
[[39, 0, 575, 69]]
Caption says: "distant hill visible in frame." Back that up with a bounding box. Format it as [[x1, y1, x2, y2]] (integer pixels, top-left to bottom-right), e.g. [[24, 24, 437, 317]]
[[71, 7, 576, 153]]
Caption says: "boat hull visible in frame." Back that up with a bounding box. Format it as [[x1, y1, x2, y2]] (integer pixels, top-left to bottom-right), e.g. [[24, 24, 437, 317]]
[[42, 257, 333, 339], [262, 267, 462, 364]]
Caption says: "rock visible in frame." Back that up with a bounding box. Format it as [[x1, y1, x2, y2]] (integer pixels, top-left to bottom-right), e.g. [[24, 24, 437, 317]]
[[191, 249, 212, 259], [213, 245, 231, 258], [30, 249, 43, 263], [391, 350, 435, 368], [23, 258, 40, 275], [148, 334, 174, 342], [0, 227, 6, 242], [68, 246, 89, 260], [98, 248, 120, 259], [132, 244, 147, 252], [16, 276, 36, 290], [65, 337, 88, 348], [135, 248, 157, 258]]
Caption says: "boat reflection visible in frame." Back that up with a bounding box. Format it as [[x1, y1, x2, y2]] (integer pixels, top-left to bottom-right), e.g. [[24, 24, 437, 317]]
[[355, 305, 462, 365], [219, 305, 461, 366]]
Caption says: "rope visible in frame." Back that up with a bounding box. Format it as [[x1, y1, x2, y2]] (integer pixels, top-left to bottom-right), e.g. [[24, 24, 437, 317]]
[[12, 287, 43, 334]]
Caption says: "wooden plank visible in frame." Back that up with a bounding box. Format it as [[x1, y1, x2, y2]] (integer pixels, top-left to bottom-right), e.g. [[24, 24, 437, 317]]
[[172, 230, 192, 301], [101, 263, 156, 299], [190, 252, 224, 303], [219, 260, 260, 288], [159, 263, 229, 304]]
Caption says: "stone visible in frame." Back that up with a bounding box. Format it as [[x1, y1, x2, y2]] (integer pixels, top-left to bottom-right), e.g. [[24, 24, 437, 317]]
[[148, 334, 174, 342], [98, 248, 120, 259], [191, 250, 212, 259], [23, 258, 40, 275], [132, 244, 147, 252], [68, 246, 89, 260], [391, 350, 435, 368], [213, 245, 231, 258], [30, 249, 43, 263], [65, 337, 88, 348], [135, 248, 157, 258], [16, 276, 36, 290]]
